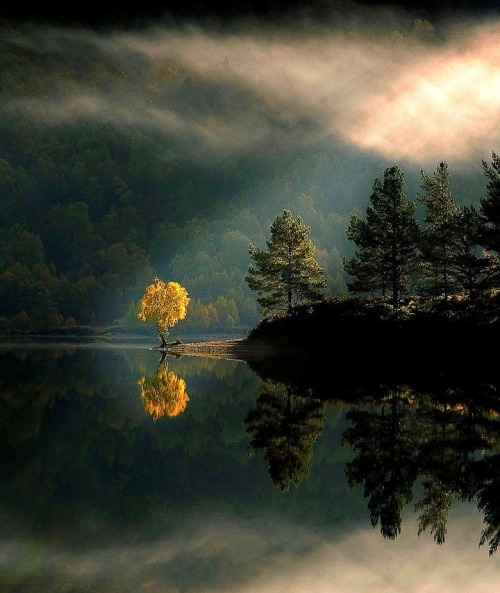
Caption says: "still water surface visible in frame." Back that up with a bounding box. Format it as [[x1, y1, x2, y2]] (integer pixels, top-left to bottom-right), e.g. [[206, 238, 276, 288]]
[[1, 341, 500, 592]]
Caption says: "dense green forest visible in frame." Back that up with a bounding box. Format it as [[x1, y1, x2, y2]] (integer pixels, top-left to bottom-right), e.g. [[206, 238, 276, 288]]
[[0, 33, 493, 335], [0, 109, 370, 334], [0, 113, 370, 334]]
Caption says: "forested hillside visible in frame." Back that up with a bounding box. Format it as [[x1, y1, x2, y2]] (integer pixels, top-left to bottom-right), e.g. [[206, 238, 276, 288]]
[[0, 112, 356, 333], [0, 116, 488, 333]]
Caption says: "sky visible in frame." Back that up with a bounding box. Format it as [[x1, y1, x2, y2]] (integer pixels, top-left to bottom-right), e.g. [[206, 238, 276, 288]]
[[1, 0, 500, 210]]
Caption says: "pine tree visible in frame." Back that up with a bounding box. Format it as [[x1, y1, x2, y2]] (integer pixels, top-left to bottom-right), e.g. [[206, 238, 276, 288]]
[[417, 161, 458, 302], [449, 205, 490, 304], [343, 165, 420, 313], [480, 151, 500, 253], [477, 151, 500, 300], [245, 210, 326, 318]]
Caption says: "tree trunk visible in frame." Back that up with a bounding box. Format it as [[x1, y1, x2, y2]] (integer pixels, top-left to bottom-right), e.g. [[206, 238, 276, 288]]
[[157, 322, 168, 347]]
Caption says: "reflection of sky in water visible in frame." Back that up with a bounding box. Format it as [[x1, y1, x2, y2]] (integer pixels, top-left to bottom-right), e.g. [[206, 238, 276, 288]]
[[1, 508, 499, 592]]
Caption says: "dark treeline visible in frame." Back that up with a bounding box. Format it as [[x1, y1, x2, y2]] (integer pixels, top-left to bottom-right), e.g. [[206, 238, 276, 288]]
[[245, 156, 500, 337]]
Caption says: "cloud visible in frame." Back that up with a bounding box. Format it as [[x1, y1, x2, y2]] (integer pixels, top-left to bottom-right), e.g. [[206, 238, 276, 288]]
[[348, 22, 500, 164], [1, 10, 499, 167]]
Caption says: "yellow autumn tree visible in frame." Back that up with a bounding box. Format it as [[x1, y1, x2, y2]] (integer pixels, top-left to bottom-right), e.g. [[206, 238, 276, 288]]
[[138, 363, 189, 419], [138, 278, 190, 346]]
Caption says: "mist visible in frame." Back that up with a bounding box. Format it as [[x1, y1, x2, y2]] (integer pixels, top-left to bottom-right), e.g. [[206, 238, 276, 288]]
[[1, 9, 499, 170]]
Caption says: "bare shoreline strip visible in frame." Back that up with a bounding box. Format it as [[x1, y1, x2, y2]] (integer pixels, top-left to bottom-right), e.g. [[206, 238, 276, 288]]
[[161, 338, 282, 361]]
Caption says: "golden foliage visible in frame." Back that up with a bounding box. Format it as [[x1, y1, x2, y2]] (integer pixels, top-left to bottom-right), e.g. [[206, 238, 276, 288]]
[[138, 278, 190, 333], [138, 365, 189, 419]]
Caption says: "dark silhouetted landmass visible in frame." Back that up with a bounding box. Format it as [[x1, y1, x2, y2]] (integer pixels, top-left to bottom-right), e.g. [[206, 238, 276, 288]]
[[165, 297, 500, 400]]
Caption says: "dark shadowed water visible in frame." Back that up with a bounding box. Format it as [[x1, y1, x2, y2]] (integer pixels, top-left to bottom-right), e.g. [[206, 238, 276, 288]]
[[1, 341, 500, 593]]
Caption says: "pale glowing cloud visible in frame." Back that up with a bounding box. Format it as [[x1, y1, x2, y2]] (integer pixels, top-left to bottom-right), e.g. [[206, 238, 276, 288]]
[[350, 24, 500, 163], [0, 507, 498, 592], [1, 12, 500, 166]]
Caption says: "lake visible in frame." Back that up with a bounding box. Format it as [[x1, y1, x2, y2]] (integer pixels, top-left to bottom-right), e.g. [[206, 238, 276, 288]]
[[1, 340, 500, 592]]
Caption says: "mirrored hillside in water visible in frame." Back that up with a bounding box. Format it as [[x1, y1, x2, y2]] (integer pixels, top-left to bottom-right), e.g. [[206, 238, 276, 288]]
[[2, 342, 500, 592]]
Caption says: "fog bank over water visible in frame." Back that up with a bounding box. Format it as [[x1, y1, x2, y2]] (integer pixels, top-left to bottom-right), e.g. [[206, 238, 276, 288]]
[[1, 507, 498, 592], [2, 10, 500, 169]]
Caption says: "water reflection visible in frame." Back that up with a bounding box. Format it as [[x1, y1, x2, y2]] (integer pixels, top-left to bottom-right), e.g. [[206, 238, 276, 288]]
[[2, 509, 496, 593], [345, 384, 500, 555], [244, 381, 325, 491], [3, 341, 500, 593], [0, 343, 267, 539], [138, 353, 189, 419], [244, 364, 500, 555], [343, 386, 418, 540]]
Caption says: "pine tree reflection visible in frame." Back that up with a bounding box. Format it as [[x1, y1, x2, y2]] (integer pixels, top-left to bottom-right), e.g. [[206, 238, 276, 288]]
[[415, 477, 455, 544], [244, 380, 326, 491], [413, 389, 485, 544], [342, 386, 419, 539], [477, 454, 500, 555], [341, 381, 500, 545], [415, 383, 500, 546], [138, 354, 189, 419], [245, 360, 500, 551]]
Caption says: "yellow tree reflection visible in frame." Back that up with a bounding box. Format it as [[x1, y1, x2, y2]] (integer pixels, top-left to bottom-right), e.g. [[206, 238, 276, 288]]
[[138, 358, 189, 419]]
